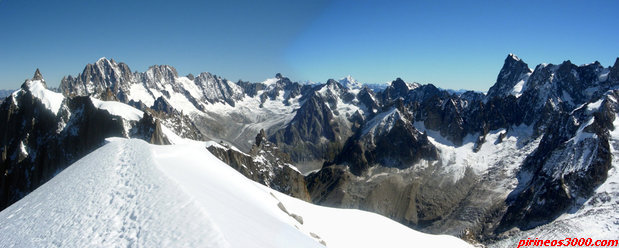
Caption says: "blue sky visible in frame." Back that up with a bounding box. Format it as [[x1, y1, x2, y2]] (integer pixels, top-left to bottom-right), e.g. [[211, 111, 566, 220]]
[[0, 0, 617, 91]]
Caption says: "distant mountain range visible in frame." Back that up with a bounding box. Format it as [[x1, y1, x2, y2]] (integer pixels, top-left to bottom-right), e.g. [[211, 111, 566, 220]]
[[1, 54, 618, 246], [0, 89, 15, 100]]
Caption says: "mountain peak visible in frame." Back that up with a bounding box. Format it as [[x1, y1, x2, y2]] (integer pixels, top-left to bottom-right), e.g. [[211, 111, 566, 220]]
[[507, 53, 521, 62], [95, 57, 117, 67], [33, 68, 43, 81], [146, 65, 179, 79], [609, 57, 619, 82], [382, 77, 410, 98], [560, 60, 574, 66], [392, 77, 407, 89], [503, 54, 530, 70], [326, 79, 338, 85], [486, 55, 532, 98], [339, 75, 362, 89]]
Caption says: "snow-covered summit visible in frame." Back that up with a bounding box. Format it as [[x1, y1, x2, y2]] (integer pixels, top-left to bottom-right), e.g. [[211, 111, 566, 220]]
[[339, 75, 362, 90], [507, 53, 521, 62], [18, 69, 65, 115]]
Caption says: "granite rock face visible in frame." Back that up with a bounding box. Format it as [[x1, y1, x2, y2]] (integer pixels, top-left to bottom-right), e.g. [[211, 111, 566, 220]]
[[207, 130, 310, 201]]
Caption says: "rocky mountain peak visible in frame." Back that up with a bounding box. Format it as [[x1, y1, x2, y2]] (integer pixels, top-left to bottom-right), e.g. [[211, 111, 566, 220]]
[[146, 65, 178, 81], [609, 57, 619, 82], [32, 68, 43, 81], [196, 71, 213, 80], [558, 59, 575, 69], [505, 53, 531, 71], [59, 57, 134, 97], [94, 57, 120, 68], [381, 78, 410, 103], [96, 57, 109, 63], [322, 79, 345, 93], [21, 69, 47, 90], [275, 73, 284, 79], [391, 78, 408, 91], [486, 53, 532, 98], [555, 60, 577, 78], [507, 53, 521, 61], [326, 78, 338, 86]]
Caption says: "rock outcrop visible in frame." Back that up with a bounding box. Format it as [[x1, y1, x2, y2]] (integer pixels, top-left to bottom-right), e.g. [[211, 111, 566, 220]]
[[207, 130, 310, 201]]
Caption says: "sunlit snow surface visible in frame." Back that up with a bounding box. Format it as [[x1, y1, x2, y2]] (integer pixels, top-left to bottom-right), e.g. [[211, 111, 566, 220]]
[[27, 80, 65, 115], [414, 121, 541, 182], [90, 97, 144, 121], [0, 138, 472, 248]]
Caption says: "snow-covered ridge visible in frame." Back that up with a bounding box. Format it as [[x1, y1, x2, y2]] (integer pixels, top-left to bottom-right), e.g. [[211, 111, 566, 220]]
[[24, 79, 65, 115], [508, 53, 521, 61], [0, 138, 472, 248], [362, 108, 406, 137], [261, 77, 279, 86], [205, 140, 245, 154], [90, 97, 143, 121]]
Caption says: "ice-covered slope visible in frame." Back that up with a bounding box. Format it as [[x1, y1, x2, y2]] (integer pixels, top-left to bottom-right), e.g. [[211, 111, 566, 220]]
[[0, 138, 472, 248]]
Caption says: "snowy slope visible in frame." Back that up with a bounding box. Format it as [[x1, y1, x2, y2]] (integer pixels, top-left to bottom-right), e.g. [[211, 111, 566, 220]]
[[90, 97, 143, 121], [361, 108, 405, 137], [0, 138, 472, 248], [413, 122, 541, 182], [25, 79, 65, 115], [271, 188, 470, 248]]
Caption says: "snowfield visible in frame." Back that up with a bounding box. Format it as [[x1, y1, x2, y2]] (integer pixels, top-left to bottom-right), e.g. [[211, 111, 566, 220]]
[[90, 97, 144, 121], [0, 138, 472, 248]]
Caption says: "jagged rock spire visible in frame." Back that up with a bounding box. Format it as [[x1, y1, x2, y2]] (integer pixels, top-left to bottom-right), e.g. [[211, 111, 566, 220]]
[[21, 68, 47, 90], [486, 53, 532, 98], [33, 68, 43, 81], [255, 129, 267, 147], [609, 57, 619, 82]]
